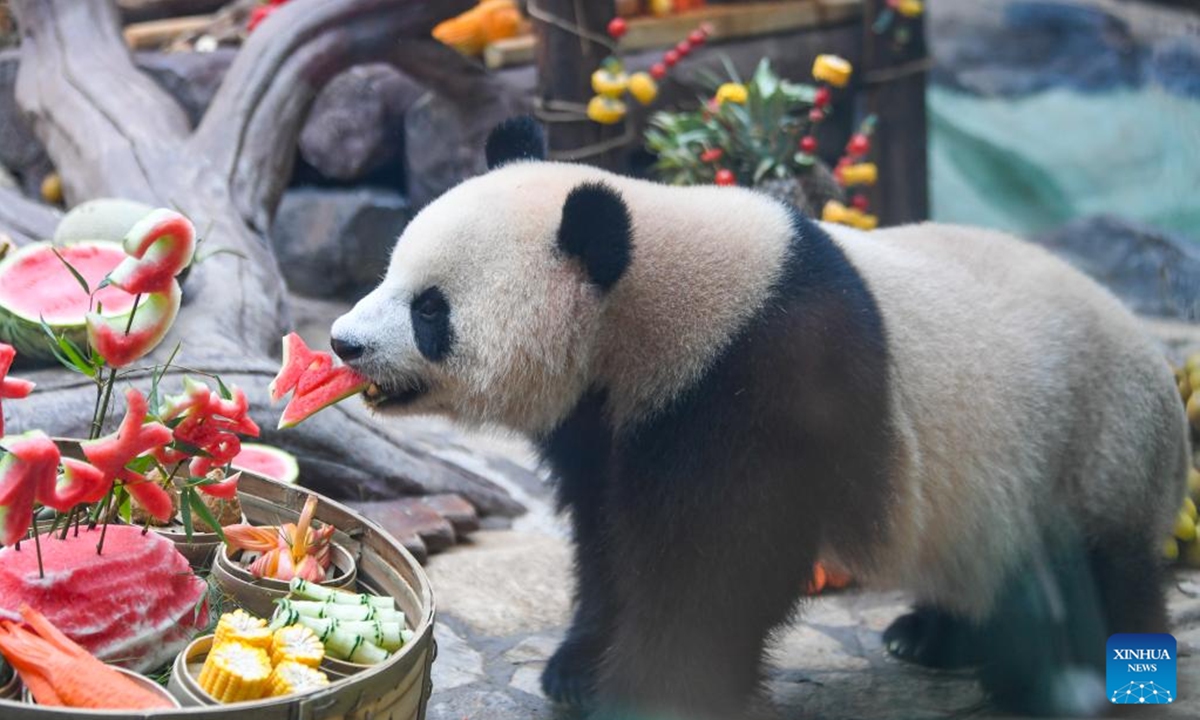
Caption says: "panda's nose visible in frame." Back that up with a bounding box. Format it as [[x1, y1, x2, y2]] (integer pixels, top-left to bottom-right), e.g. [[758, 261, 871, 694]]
[[331, 336, 365, 362]]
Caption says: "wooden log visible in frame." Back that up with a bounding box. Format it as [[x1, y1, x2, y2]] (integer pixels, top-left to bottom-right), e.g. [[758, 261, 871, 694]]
[[531, 0, 621, 168], [486, 0, 863, 69], [0, 184, 62, 245], [860, 0, 929, 225], [123, 14, 214, 50]]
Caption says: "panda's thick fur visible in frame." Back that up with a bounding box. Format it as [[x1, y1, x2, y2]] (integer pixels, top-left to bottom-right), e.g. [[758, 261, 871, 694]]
[[332, 118, 1190, 719]]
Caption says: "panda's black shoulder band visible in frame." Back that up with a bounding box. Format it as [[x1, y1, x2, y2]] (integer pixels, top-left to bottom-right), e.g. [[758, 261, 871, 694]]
[[558, 182, 632, 291]]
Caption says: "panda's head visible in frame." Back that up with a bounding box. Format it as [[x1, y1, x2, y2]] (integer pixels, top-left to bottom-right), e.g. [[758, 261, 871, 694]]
[[330, 117, 632, 435]]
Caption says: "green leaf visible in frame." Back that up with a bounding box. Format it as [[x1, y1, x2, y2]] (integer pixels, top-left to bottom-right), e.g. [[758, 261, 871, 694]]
[[51, 248, 91, 296], [127, 454, 156, 473], [187, 489, 225, 543], [216, 376, 233, 401], [119, 492, 132, 524], [179, 486, 194, 541], [37, 317, 94, 377], [752, 158, 774, 185], [170, 439, 212, 458]]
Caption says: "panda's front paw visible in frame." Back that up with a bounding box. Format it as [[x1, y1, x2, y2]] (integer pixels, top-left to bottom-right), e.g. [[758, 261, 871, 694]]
[[884, 607, 976, 669], [542, 636, 603, 708]]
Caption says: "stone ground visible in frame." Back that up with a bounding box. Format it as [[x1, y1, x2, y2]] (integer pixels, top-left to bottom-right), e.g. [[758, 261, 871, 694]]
[[293, 297, 1200, 720], [423, 477, 1200, 720]]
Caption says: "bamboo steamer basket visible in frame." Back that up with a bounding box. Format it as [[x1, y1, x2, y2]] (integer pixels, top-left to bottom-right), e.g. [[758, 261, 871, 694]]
[[211, 541, 357, 618], [0, 471, 437, 720]]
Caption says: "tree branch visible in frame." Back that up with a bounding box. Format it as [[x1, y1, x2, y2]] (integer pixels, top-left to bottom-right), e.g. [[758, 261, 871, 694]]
[[191, 0, 471, 230], [11, 0, 191, 205]]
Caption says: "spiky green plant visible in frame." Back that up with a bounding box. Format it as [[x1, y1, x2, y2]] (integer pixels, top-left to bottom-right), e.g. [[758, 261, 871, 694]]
[[645, 58, 821, 187]]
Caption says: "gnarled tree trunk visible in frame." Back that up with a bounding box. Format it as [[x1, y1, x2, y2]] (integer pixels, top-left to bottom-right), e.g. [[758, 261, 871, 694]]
[[7, 0, 529, 520]]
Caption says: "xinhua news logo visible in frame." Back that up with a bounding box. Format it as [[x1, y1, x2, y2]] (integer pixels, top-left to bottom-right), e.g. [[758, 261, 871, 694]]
[[1107, 634, 1176, 705]]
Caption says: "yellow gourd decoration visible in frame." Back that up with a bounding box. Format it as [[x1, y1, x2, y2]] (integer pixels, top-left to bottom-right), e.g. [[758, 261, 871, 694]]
[[714, 83, 748, 105], [587, 95, 627, 125], [812, 54, 853, 88], [628, 72, 659, 105], [822, 201, 878, 231]]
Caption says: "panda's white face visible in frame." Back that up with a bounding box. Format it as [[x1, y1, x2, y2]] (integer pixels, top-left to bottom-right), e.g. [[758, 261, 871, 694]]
[[331, 164, 607, 435]]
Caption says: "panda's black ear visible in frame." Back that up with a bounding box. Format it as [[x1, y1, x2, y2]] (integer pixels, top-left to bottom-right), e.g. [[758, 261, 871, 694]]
[[557, 182, 632, 291], [485, 116, 547, 169]]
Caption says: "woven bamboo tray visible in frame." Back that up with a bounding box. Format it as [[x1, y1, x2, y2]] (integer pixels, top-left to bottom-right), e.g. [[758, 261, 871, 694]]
[[0, 472, 437, 720]]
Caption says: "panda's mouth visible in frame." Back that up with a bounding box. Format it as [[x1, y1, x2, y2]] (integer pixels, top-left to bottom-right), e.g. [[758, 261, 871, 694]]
[[361, 380, 428, 409]]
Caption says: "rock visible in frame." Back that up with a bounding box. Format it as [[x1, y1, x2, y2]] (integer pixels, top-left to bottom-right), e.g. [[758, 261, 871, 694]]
[[347, 497, 459, 558], [135, 48, 237, 127], [298, 64, 423, 183], [930, 2, 1141, 97], [429, 622, 485, 692], [1148, 38, 1200, 98], [1033, 214, 1200, 323], [270, 186, 410, 299]]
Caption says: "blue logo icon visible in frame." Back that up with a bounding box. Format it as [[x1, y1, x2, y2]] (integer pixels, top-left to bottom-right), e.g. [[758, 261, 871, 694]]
[[1107, 634, 1176, 705]]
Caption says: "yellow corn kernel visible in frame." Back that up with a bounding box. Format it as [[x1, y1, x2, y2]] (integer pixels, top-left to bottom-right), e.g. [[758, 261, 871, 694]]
[[839, 163, 878, 187], [198, 641, 272, 703], [270, 625, 325, 668], [267, 661, 331, 697], [812, 54, 853, 87], [214, 610, 272, 650]]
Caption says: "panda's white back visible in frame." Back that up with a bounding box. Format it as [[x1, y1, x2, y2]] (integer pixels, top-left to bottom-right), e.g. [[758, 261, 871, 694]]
[[825, 221, 1188, 618]]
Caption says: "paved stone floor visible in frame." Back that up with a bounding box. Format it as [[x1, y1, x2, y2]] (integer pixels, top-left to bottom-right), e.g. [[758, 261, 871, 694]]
[[425, 517, 1200, 720]]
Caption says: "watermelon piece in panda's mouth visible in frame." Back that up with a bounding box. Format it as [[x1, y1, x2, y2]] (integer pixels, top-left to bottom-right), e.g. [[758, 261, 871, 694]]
[[270, 333, 370, 428]]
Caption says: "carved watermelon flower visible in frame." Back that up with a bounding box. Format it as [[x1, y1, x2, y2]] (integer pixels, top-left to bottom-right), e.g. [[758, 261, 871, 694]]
[[0, 431, 107, 547], [86, 209, 195, 369], [0, 344, 35, 437], [81, 389, 175, 522], [156, 377, 259, 489]]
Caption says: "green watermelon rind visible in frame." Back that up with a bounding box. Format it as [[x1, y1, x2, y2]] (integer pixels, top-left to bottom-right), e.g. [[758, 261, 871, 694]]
[[231, 443, 300, 484], [0, 240, 134, 363]]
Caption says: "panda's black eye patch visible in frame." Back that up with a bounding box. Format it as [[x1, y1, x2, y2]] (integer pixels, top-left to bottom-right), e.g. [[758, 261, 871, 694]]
[[411, 287, 453, 362]]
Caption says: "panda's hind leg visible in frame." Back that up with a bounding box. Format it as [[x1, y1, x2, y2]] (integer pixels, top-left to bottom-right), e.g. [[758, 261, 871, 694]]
[[883, 605, 978, 670], [974, 525, 1110, 717]]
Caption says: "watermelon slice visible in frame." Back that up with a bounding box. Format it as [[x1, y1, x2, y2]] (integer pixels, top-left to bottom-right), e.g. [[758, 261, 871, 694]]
[[0, 241, 137, 363], [108, 208, 196, 295], [0, 431, 108, 546], [0, 525, 208, 672], [231, 443, 300, 483], [81, 389, 174, 521], [270, 333, 369, 429], [85, 281, 180, 368]]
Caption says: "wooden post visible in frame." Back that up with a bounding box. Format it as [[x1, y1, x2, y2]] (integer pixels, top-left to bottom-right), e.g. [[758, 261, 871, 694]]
[[531, 0, 621, 169], [860, 0, 929, 225]]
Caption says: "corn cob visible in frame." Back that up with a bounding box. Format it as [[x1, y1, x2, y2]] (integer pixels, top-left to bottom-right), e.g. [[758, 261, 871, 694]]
[[270, 625, 325, 668], [267, 661, 331, 697], [197, 641, 272, 703], [213, 609, 272, 650]]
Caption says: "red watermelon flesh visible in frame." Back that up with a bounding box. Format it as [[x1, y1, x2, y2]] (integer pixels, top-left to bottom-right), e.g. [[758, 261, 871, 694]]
[[231, 443, 299, 484], [0, 525, 208, 672], [0, 242, 136, 325], [270, 333, 368, 429]]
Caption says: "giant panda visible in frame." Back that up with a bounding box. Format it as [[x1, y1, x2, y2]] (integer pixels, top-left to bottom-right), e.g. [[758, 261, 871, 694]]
[[330, 117, 1189, 720]]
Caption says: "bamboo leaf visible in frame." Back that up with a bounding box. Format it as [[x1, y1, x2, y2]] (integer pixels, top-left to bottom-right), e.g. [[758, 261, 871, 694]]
[[187, 490, 225, 542], [179, 486, 195, 541], [51, 248, 91, 296]]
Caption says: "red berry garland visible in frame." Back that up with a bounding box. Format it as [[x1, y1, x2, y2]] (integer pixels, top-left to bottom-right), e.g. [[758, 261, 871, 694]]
[[607, 17, 628, 40], [799, 136, 818, 154], [846, 133, 870, 157], [714, 169, 736, 186], [813, 86, 832, 109], [650, 63, 667, 80], [664, 49, 680, 67], [676, 40, 692, 57]]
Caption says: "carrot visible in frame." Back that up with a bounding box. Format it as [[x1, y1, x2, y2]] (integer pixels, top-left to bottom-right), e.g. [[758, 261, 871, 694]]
[[0, 606, 173, 710], [824, 565, 854, 590], [805, 562, 827, 595]]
